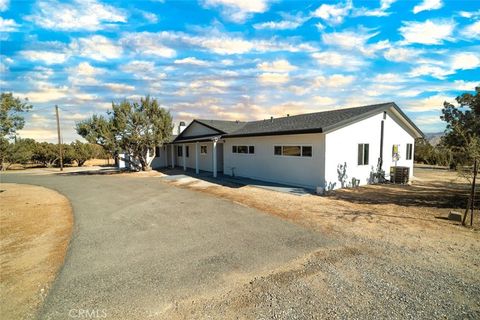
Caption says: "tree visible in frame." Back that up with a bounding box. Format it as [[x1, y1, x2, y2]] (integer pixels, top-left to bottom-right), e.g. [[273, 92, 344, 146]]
[[32, 142, 59, 167], [2, 138, 36, 170], [441, 87, 480, 166], [0, 93, 32, 170], [76, 96, 173, 171], [76, 114, 117, 161], [441, 87, 479, 226], [67, 140, 98, 167]]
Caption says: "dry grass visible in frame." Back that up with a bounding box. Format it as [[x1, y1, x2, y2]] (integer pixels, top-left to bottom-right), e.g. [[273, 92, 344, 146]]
[[167, 168, 479, 256], [0, 183, 73, 320]]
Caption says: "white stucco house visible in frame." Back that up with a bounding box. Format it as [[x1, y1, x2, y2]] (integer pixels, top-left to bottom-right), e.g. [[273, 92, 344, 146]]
[[148, 102, 424, 191]]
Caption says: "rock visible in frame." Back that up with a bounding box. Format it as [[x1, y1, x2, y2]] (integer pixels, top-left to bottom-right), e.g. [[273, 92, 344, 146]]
[[448, 211, 462, 222]]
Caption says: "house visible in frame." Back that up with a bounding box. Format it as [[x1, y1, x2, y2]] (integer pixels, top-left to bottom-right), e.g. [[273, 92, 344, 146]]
[[151, 102, 424, 191]]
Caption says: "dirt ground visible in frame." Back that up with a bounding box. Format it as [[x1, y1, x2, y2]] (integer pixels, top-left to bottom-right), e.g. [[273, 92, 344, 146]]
[[161, 167, 480, 319], [0, 184, 73, 320]]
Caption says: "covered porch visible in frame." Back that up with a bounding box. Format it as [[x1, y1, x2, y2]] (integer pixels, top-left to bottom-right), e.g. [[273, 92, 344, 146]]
[[169, 136, 224, 178]]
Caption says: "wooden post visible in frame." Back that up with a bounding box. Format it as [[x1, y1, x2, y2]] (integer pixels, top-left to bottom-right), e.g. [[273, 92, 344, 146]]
[[470, 159, 477, 226], [55, 105, 63, 171]]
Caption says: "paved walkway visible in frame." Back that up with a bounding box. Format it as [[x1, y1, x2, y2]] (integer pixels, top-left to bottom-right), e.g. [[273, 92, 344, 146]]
[[1, 172, 330, 319]]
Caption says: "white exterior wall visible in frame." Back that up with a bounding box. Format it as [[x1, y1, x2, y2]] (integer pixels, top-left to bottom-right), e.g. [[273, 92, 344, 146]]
[[223, 133, 325, 189], [382, 115, 416, 179], [181, 122, 218, 137], [324, 111, 416, 190]]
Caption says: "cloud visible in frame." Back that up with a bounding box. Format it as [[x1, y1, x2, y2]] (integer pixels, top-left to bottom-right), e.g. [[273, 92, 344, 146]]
[[312, 96, 337, 106], [409, 52, 480, 79], [312, 1, 352, 26], [141, 11, 158, 23], [258, 72, 289, 85], [383, 46, 422, 62], [174, 57, 210, 66], [105, 83, 135, 92], [354, 0, 398, 17], [68, 62, 106, 85], [120, 60, 166, 81], [202, 0, 271, 23], [21, 84, 69, 103], [413, 0, 443, 14], [0, 0, 8, 11], [460, 21, 480, 40], [311, 51, 366, 70], [26, 0, 126, 31], [451, 52, 480, 70], [70, 35, 122, 61], [321, 27, 386, 57], [121, 30, 315, 56], [257, 59, 296, 72], [399, 19, 455, 45], [313, 74, 355, 88], [20, 50, 68, 64], [406, 94, 452, 112], [120, 32, 176, 58], [253, 14, 307, 30], [0, 17, 19, 33]]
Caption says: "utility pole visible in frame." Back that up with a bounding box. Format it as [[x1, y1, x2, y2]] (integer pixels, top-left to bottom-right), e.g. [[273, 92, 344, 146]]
[[55, 105, 63, 171]]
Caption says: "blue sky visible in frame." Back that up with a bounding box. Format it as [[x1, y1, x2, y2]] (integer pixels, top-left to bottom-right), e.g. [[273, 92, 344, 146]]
[[1, 0, 479, 142]]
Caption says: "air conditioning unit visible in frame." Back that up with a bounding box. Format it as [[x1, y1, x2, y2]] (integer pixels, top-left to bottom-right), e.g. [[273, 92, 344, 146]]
[[390, 166, 410, 184]]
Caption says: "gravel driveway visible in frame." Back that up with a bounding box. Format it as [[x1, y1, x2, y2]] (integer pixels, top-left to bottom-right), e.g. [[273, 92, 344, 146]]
[[1, 172, 330, 319]]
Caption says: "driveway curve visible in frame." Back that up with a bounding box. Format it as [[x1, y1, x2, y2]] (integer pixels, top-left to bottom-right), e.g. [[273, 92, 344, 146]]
[[1, 172, 330, 319]]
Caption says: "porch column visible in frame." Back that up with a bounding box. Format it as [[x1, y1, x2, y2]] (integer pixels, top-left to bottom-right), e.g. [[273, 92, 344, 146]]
[[171, 144, 174, 168], [212, 139, 217, 178], [182, 144, 186, 171], [164, 146, 168, 167], [195, 142, 199, 174]]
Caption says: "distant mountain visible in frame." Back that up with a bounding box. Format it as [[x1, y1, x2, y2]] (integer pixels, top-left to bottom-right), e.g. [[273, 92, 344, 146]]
[[424, 132, 443, 146]]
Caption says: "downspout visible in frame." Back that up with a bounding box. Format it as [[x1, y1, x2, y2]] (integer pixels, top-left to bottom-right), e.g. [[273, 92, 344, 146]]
[[378, 111, 386, 176]]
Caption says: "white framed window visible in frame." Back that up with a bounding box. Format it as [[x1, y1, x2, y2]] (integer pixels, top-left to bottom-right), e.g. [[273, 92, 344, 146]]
[[232, 145, 254, 154], [406, 143, 413, 160], [177, 146, 182, 157], [201, 145, 207, 155], [358, 143, 369, 165], [274, 145, 312, 157]]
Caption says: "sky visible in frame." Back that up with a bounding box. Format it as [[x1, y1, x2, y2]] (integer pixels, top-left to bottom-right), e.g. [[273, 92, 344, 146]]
[[1, 0, 479, 143]]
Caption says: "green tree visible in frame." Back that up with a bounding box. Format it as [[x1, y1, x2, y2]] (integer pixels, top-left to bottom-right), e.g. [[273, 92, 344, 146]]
[[76, 114, 117, 161], [76, 96, 173, 171], [0, 93, 32, 170], [2, 138, 36, 170], [441, 87, 479, 226], [32, 142, 59, 167], [441, 86, 480, 166], [67, 140, 98, 167]]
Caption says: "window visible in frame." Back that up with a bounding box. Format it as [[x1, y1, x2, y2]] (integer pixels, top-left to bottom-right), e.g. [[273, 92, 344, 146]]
[[177, 146, 182, 157], [283, 146, 301, 156], [358, 143, 369, 165], [406, 143, 413, 160], [232, 145, 254, 154], [155, 146, 160, 157], [302, 146, 312, 157], [274, 146, 282, 155], [274, 145, 312, 157], [201, 145, 207, 154], [237, 146, 248, 153], [185, 146, 189, 157]]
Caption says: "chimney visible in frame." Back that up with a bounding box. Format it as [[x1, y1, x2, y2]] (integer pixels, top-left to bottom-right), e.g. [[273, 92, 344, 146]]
[[270, 116, 273, 122], [178, 121, 186, 134]]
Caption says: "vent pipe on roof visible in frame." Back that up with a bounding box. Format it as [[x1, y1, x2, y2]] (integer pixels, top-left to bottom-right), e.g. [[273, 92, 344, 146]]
[[270, 116, 273, 122], [287, 114, 290, 117]]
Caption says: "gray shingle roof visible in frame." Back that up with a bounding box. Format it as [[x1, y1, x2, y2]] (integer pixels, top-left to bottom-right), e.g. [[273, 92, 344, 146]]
[[195, 119, 247, 134], [174, 102, 423, 142]]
